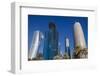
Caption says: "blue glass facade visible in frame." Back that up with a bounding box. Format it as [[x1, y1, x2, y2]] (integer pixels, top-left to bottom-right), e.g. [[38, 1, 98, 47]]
[[43, 22, 58, 60], [65, 47, 71, 59]]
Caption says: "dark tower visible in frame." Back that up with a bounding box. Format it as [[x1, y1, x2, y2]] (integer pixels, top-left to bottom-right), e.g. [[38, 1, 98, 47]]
[[43, 22, 59, 59]]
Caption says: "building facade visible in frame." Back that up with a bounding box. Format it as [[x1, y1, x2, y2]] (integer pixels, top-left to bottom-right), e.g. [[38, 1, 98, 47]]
[[73, 22, 87, 58], [65, 38, 71, 59], [43, 22, 59, 60], [28, 30, 44, 60]]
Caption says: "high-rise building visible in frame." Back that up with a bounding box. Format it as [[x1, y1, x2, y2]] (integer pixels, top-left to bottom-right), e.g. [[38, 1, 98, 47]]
[[43, 22, 59, 60], [53, 42, 63, 59], [74, 22, 87, 58], [28, 30, 44, 60], [65, 38, 71, 59]]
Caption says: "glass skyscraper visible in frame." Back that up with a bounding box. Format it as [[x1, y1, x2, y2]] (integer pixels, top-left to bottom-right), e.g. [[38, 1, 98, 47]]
[[28, 31, 44, 60], [43, 22, 59, 60]]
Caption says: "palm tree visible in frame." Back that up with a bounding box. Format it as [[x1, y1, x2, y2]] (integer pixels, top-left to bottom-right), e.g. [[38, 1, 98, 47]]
[[74, 46, 88, 58], [75, 46, 81, 55]]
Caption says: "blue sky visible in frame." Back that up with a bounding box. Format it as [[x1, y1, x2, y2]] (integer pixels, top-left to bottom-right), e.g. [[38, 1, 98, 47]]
[[28, 15, 88, 54]]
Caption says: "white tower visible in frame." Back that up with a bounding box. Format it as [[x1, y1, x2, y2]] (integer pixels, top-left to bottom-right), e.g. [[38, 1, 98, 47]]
[[66, 38, 69, 47], [65, 38, 71, 59], [74, 22, 86, 49], [28, 30, 44, 60]]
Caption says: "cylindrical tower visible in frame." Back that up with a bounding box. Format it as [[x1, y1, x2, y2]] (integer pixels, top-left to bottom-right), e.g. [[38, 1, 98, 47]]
[[66, 38, 69, 47], [43, 22, 58, 60], [65, 38, 71, 59], [74, 22, 86, 49], [74, 22, 87, 58]]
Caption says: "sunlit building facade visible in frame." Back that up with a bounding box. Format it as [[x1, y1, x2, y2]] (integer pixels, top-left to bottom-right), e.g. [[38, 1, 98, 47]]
[[74, 22, 87, 58], [65, 38, 71, 59], [28, 30, 44, 60]]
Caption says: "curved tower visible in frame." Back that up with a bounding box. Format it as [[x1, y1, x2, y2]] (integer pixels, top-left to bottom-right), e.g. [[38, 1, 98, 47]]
[[28, 30, 44, 60], [74, 22, 87, 58], [74, 22, 86, 49]]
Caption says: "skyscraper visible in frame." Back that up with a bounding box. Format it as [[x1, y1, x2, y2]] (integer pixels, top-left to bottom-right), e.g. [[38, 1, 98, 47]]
[[53, 42, 63, 59], [43, 22, 59, 60], [74, 22, 87, 58], [65, 38, 71, 59], [28, 30, 44, 60]]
